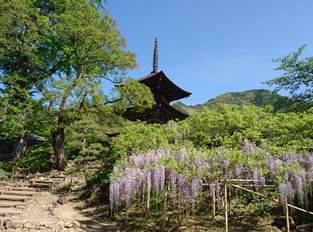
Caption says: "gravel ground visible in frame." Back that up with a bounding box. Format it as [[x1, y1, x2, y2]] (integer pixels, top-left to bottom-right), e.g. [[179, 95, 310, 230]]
[[21, 189, 120, 232]]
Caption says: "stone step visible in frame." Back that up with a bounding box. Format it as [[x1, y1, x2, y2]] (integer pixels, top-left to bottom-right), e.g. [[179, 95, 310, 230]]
[[0, 202, 26, 208], [12, 175, 29, 180], [0, 180, 26, 184], [0, 190, 39, 197], [1, 185, 34, 191], [0, 171, 68, 226], [29, 183, 51, 189], [0, 209, 22, 216], [5, 187, 38, 192], [0, 195, 28, 202], [31, 179, 53, 184], [36, 174, 65, 179], [0, 181, 31, 188]]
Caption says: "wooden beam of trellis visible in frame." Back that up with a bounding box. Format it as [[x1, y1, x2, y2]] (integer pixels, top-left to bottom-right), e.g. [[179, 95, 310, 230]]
[[231, 184, 313, 216]]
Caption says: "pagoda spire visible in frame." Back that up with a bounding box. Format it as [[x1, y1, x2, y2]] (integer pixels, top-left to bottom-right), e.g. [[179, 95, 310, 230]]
[[152, 37, 158, 73]]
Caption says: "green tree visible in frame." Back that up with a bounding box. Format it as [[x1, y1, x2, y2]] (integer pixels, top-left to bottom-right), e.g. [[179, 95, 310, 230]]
[[264, 45, 313, 111], [65, 116, 110, 164], [0, 0, 59, 157], [111, 121, 170, 157], [0, 0, 154, 170]]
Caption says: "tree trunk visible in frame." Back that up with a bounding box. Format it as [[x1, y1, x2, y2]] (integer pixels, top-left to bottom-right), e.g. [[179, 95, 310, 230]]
[[51, 127, 67, 171]]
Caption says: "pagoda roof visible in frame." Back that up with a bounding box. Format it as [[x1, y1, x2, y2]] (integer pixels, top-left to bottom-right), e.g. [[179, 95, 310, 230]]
[[123, 96, 189, 124], [137, 70, 191, 103]]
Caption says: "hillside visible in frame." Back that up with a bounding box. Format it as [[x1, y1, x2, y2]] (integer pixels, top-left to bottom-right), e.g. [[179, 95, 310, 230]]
[[172, 89, 288, 114]]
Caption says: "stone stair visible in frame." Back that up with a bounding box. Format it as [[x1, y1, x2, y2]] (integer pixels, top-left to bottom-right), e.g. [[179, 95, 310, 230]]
[[0, 202, 26, 208], [0, 163, 99, 231], [0, 181, 34, 230], [0, 171, 67, 231]]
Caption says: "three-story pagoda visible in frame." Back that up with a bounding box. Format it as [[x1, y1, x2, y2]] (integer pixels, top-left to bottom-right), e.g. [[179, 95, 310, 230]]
[[123, 38, 191, 124]]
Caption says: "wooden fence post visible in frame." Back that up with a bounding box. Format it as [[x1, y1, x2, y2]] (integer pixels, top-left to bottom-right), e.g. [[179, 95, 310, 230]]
[[224, 180, 228, 232], [212, 187, 216, 221], [285, 198, 290, 232], [162, 180, 168, 232]]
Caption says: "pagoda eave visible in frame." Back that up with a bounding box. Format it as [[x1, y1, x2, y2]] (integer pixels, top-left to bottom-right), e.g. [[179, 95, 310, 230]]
[[123, 98, 189, 124], [137, 71, 191, 102]]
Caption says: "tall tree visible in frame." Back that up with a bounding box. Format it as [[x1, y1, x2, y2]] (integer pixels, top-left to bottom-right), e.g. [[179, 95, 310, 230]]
[[264, 45, 313, 111], [0, 0, 61, 157], [0, 0, 154, 170]]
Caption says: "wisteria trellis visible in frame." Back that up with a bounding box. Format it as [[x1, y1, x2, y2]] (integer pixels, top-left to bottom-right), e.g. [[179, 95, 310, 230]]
[[109, 140, 313, 213]]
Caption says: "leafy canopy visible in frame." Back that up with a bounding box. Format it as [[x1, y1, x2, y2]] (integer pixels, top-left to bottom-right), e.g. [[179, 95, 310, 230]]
[[0, 0, 155, 170], [264, 45, 313, 111]]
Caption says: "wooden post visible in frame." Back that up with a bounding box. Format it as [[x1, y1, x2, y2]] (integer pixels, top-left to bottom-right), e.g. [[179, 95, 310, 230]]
[[212, 187, 216, 221], [162, 180, 168, 232], [145, 189, 149, 219], [145, 179, 150, 220], [228, 185, 231, 216], [178, 188, 181, 221], [110, 205, 114, 218], [224, 181, 228, 232], [285, 198, 290, 232]]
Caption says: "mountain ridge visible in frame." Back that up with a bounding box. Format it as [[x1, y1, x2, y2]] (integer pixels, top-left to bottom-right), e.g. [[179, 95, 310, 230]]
[[172, 89, 289, 114]]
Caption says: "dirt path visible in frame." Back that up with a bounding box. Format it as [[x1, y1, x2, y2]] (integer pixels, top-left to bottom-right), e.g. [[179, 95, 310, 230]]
[[24, 189, 120, 232]]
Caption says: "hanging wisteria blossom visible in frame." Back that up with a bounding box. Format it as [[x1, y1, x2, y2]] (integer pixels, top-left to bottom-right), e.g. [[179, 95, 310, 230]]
[[109, 141, 313, 213]]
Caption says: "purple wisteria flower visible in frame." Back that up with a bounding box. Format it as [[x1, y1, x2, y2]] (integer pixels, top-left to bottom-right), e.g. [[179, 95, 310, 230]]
[[169, 169, 177, 201], [242, 139, 255, 154], [234, 166, 243, 178], [110, 146, 313, 214], [278, 182, 294, 202], [264, 155, 276, 172], [292, 174, 305, 204], [221, 159, 230, 169], [305, 155, 313, 170]]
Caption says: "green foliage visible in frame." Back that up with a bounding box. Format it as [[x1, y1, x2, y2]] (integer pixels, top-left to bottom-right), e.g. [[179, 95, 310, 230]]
[[264, 45, 313, 111], [179, 104, 313, 151], [14, 147, 52, 173], [233, 189, 273, 217], [90, 160, 114, 186], [61, 101, 313, 228], [0, 95, 45, 139], [0, 0, 154, 170], [110, 121, 171, 157], [109, 103, 313, 161], [115, 78, 156, 113], [0, 168, 9, 181], [184, 104, 266, 149], [2, 108, 54, 173], [88, 157, 117, 203], [66, 116, 110, 162]]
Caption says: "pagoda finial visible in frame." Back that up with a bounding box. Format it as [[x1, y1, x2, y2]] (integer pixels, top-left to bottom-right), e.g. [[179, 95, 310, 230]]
[[152, 37, 158, 73]]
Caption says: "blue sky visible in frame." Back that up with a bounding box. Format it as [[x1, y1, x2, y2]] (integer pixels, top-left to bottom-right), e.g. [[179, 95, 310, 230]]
[[105, 1, 313, 106]]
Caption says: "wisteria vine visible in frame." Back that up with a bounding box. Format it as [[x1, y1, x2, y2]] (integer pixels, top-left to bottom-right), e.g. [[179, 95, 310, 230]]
[[109, 140, 313, 212]]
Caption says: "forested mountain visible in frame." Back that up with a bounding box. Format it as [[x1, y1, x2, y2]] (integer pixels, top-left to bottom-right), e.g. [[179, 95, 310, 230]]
[[172, 89, 289, 114]]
